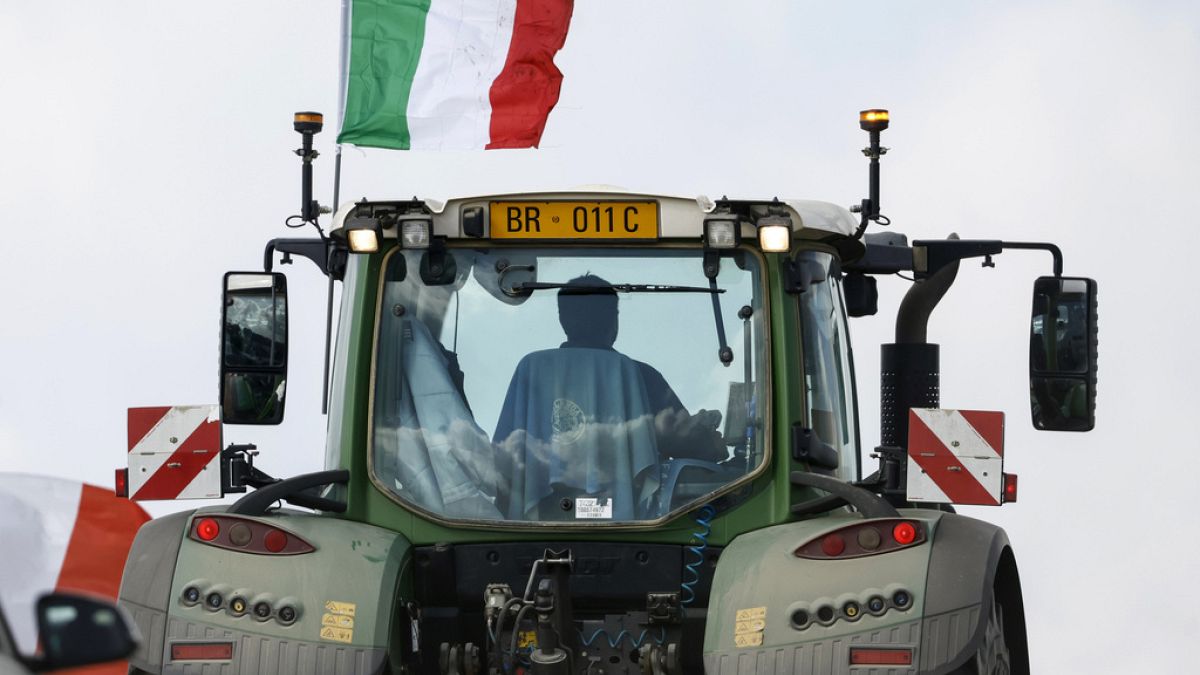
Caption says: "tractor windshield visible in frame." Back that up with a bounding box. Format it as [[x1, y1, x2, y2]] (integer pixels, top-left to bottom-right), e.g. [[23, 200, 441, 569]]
[[369, 246, 767, 524]]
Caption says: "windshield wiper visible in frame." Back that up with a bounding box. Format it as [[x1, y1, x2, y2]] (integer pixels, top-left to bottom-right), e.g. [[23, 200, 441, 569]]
[[509, 281, 725, 295]]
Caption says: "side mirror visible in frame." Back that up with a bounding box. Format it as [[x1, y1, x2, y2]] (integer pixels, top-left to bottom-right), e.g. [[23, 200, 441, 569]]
[[34, 593, 139, 671], [220, 272, 288, 425], [1029, 276, 1097, 431], [842, 272, 878, 317]]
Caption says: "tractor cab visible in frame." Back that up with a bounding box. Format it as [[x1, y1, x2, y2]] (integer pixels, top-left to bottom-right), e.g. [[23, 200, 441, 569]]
[[318, 193, 864, 528]]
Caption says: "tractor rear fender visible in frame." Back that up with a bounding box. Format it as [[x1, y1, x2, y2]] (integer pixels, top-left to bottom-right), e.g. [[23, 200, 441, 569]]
[[924, 512, 1027, 675], [119, 509, 195, 672], [118, 508, 413, 675], [703, 510, 1024, 674]]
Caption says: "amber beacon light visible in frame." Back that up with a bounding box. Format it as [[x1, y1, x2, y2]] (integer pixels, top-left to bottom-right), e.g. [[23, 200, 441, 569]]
[[293, 111, 324, 133], [859, 109, 890, 132]]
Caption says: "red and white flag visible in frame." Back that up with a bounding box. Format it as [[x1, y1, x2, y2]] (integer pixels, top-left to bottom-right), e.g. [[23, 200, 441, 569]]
[[0, 474, 150, 660]]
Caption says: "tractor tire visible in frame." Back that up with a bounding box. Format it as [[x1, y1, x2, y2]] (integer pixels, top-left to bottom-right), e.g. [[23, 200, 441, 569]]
[[949, 588, 1011, 675]]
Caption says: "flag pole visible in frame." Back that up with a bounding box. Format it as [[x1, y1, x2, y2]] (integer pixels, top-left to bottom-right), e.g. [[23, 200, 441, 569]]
[[323, 0, 352, 416], [332, 0, 350, 213]]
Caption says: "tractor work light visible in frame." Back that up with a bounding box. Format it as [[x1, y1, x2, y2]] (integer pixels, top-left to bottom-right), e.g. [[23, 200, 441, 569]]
[[344, 215, 382, 253], [703, 215, 741, 249], [348, 229, 379, 253], [859, 109, 890, 132], [400, 215, 433, 249], [756, 214, 793, 252]]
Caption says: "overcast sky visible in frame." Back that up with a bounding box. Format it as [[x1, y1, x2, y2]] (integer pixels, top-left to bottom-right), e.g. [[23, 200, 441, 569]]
[[2, 1, 1197, 671]]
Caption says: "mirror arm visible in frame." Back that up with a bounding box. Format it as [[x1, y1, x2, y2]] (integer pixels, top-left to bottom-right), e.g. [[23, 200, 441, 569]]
[[844, 232, 912, 274], [263, 238, 332, 276], [913, 239, 1065, 279], [1000, 241, 1064, 277]]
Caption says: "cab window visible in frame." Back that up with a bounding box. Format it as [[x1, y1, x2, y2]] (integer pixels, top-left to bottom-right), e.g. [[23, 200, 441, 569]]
[[369, 246, 768, 524]]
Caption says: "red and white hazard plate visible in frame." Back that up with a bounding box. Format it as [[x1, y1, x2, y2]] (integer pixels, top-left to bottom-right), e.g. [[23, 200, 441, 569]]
[[907, 409, 1004, 506], [127, 405, 221, 500]]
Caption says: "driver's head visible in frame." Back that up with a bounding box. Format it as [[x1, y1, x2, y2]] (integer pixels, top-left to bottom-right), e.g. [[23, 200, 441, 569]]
[[558, 274, 618, 348]]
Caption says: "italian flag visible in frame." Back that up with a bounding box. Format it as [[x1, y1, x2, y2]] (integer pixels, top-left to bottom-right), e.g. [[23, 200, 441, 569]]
[[339, 0, 575, 150], [0, 473, 150, 664]]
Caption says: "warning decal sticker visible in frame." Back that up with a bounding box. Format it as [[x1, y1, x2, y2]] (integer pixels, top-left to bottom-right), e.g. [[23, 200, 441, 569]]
[[733, 606, 766, 648], [320, 600, 357, 644], [320, 626, 353, 644]]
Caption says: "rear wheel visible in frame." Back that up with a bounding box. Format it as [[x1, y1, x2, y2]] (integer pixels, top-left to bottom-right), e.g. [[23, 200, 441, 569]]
[[951, 590, 1011, 675]]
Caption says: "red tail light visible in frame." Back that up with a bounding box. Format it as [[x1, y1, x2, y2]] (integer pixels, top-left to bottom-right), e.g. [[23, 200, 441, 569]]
[[264, 529, 288, 553], [195, 517, 220, 541], [189, 515, 314, 555], [820, 534, 846, 556], [1003, 473, 1018, 503], [795, 519, 926, 560], [114, 468, 129, 498], [849, 647, 913, 666]]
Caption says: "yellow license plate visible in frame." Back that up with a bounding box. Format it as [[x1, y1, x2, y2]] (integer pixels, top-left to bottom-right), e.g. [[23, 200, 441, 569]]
[[489, 201, 659, 240]]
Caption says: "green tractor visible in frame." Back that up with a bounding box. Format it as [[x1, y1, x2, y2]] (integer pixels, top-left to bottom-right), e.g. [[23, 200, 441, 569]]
[[117, 111, 1097, 674]]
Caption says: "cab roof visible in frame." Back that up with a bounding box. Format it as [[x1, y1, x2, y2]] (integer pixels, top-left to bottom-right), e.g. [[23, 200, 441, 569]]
[[335, 189, 858, 238]]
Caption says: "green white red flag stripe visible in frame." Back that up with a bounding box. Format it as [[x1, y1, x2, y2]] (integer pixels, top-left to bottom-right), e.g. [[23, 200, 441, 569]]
[[338, 0, 574, 150], [0, 474, 149, 660], [906, 409, 1005, 506]]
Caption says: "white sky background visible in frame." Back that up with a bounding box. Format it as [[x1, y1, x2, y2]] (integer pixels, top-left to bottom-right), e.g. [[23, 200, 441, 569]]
[[1, 0, 1196, 670]]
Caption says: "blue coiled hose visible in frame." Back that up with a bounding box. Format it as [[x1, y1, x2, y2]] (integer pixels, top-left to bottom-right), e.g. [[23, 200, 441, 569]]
[[680, 504, 716, 606], [578, 624, 666, 648]]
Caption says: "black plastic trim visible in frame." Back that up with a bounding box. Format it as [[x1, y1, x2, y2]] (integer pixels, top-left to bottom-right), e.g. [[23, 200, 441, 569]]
[[227, 470, 349, 516], [788, 472, 900, 519]]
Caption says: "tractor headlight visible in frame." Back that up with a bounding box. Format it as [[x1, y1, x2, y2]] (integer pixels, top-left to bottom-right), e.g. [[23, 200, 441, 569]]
[[756, 214, 793, 252], [343, 215, 382, 253], [400, 216, 433, 249], [703, 216, 741, 249]]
